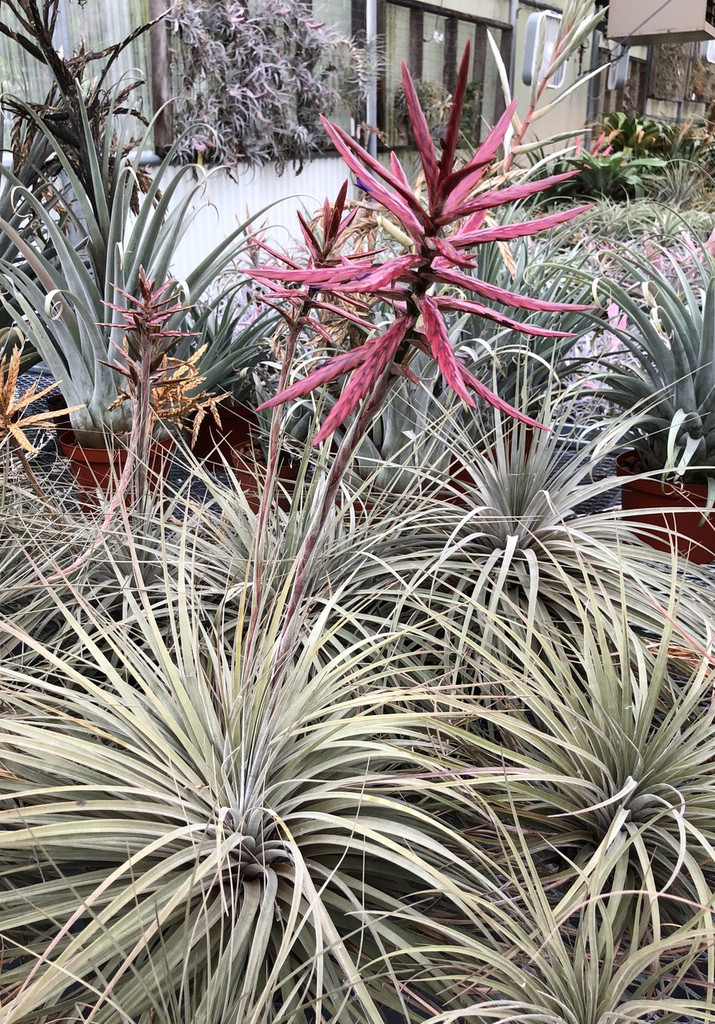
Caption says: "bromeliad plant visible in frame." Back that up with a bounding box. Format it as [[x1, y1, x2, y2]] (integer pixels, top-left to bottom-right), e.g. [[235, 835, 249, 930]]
[[104, 267, 222, 497], [0, 508, 507, 1024], [591, 250, 715, 499], [252, 42, 590, 447], [0, 88, 262, 448], [245, 39, 592, 652]]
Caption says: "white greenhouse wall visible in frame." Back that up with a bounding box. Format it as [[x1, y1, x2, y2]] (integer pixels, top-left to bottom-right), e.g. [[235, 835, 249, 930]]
[[161, 157, 355, 281]]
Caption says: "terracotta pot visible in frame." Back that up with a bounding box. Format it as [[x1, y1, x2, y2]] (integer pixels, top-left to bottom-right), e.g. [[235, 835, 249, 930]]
[[58, 430, 174, 509], [229, 441, 301, 513], [616, 450, 715, 564], [188, 404, 260, 469]]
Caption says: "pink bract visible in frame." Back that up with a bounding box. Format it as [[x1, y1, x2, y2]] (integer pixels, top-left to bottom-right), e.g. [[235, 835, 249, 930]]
[[252, 41, 591, 443]]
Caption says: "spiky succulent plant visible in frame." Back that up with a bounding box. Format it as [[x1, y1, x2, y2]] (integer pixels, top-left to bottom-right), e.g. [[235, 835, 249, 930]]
[[593, 254, 715, 491]]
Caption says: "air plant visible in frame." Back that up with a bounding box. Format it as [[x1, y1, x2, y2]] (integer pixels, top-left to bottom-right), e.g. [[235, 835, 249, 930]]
[[104, 267, 219, 497], [168, 0, 375, 173], [241, 180, 376, 663]]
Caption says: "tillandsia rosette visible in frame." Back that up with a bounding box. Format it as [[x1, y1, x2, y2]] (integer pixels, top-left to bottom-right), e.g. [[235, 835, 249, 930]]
[[592, 260, 715, 494], [248, 41, 593, 444]]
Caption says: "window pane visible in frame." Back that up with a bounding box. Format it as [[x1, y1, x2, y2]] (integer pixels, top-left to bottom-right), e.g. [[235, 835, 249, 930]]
[[422, 13, 446, 84], [384, 3, 410, 145], [313, 0, 351, 33], [457, 21, 476, 68], [481, 27, 504, 137], [0, 0, 151, 131], [0, 6, 54, 103]]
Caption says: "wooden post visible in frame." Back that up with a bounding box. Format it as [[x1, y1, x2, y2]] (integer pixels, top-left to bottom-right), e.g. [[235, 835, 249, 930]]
[[148, 0, 173, 156], [409, 8, 424, 79]]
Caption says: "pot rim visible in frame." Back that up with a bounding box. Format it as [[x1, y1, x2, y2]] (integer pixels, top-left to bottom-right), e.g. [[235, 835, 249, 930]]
[[615, 449, 711, 499]]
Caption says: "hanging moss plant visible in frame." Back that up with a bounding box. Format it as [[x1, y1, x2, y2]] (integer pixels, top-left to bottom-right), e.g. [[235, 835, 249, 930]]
[[392, 78, 452, 144], [167, 0, 373, 174], [652, 42, 692, 102]]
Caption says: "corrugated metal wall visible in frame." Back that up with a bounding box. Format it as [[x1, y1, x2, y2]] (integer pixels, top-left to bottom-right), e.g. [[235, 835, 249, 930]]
[[1, 0, 358, 269], [162, 156, 357, 281]]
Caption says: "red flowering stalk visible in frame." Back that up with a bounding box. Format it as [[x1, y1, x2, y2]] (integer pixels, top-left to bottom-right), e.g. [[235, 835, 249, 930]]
[[251, 40, 591, 446], [105, 269, 195, 492], [55, 269, 197, 578], [250, 180, 377, 499], [250, 42, 592, 673], [242, 182, 380, 666]]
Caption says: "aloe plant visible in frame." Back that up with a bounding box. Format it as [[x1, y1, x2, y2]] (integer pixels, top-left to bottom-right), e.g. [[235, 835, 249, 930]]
[[0, 89, 262, 446], [591, 252, 715, 497]]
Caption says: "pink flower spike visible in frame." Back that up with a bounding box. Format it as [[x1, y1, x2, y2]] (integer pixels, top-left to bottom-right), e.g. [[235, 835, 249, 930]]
[[419, 294, 475, 407], [337, 163, 426, 243], [454, 204, 592, 246], [296, 211, 321, 254], [309, 300, 375, 330], [320, 117, 430, 230], [590, 131, 606, 156], [352, 172, 425, 237], [247, 260, 376, 287], [401, 60, 440, 206], [460, 365, 547, 428], [432, 237, 478, 269], [390, 152, 412, 192], [328, 255, 420, 294], [432, 265, 593, 313], [432, 295, 573, 338], [436, 170, 581, 225], [312, 316, 414, 443], [248, 238, 303, 269], [257, 346, 370, 411], [393, 363, 421, 386], [455, 209, 488, 240], [439, 41, 471, 179], [438, 99, 518, 207], [327, 179, 350, 240]]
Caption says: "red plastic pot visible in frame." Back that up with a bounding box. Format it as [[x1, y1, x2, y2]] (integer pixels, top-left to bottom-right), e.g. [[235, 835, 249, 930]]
[[229, 441, 301, 513], [616, 450, 715, 564], [58, 430, 174, 510], [188, 404, 260, 470]]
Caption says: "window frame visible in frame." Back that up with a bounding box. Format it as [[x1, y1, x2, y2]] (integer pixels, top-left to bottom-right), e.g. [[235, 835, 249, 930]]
[[371, 0, 512, 150]]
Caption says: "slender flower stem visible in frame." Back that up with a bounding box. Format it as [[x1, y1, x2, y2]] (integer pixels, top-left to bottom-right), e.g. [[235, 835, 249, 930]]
[[130, 322, 155, 506], [504, 13, 577, 173], [241, 298, 312, 676], [272, 363, 394, 671], [247, 36, 590, 690], [11, 440, 54, 508]]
